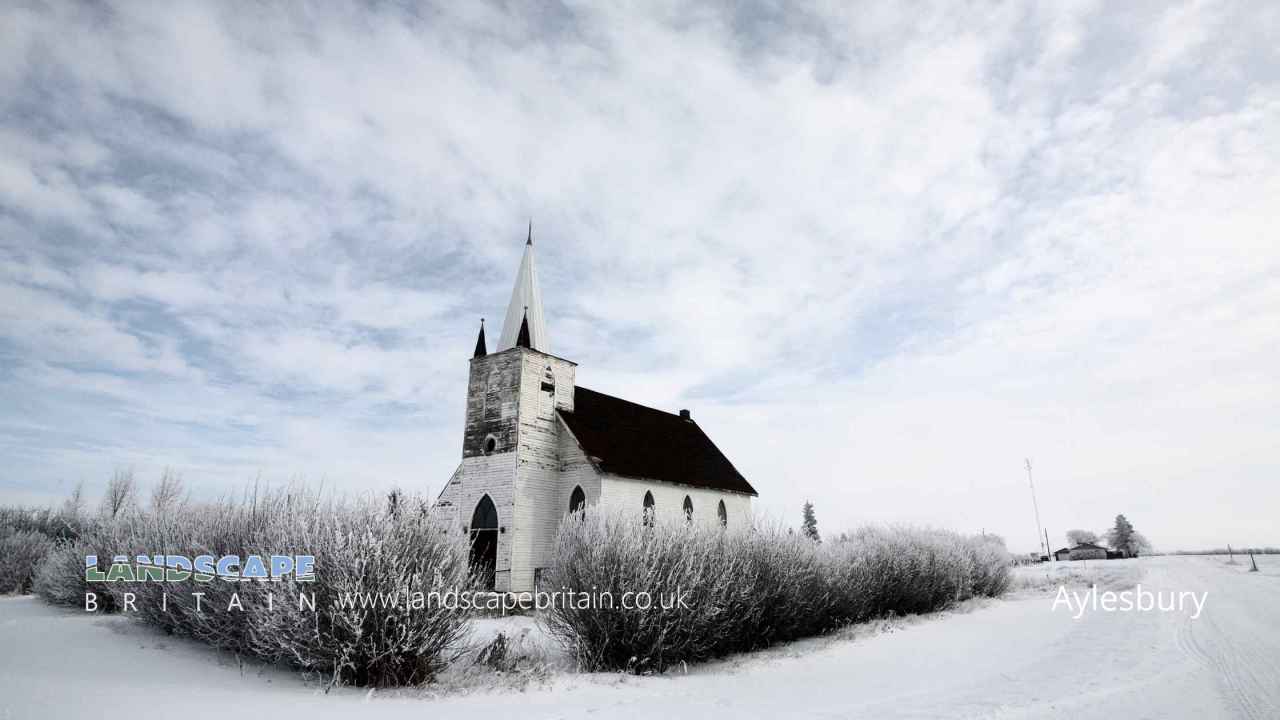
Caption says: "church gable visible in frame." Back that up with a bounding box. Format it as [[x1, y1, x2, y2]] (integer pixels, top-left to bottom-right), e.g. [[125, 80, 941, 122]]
[[557, 387, 757, 496]]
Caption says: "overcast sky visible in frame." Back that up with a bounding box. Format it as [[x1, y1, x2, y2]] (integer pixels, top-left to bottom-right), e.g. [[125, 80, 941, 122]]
[[2, 1, 1276, 552]]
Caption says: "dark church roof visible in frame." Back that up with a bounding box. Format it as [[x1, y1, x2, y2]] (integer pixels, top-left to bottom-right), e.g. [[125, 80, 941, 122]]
[[558, 386, 757, 496]]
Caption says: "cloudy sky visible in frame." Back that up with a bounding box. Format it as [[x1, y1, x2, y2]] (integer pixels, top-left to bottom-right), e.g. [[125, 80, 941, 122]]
[[2, 1, 1276, 551]]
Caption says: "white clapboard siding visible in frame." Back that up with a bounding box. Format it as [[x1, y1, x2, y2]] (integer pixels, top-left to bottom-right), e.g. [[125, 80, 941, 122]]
[[598, 474, 753, 531], [435, 450, 518, 590]]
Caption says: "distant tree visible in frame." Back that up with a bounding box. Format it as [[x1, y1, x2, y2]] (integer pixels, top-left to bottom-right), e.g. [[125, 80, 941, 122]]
[[100, 469, 136, 519], [1105, 514, 1149, 556], [1066, 529, 1099, 546], [1130, 531, 1153, 555], [801, 501, 820, 543], [60, 480, 85, 519], [386, 487, 402, 518], [150, 468, 186, 513]]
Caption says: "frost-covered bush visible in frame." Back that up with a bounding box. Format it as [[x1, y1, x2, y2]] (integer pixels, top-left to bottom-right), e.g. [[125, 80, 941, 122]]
[[542, 513, 833, 671], [544, 513, 1012, 672], [34, 539, 93, 606], [107, 488, 473, 686], [33, 523, 122, 610], [0, 501, 90, 597], [730, 522, 839, 645], [541, 512, 747, 672], [246, 492, 474, 686], [0, 528, 56, 594], [0, 506, 81, 541], [964, 534, 1014, 597], [843, 526, 977, 615]]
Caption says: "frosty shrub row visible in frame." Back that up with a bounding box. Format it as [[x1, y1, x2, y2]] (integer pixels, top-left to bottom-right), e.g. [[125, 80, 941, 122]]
[[34, 488, 472, 687], [542, 511, 1013, 672], [20, 491, 1011, 683]]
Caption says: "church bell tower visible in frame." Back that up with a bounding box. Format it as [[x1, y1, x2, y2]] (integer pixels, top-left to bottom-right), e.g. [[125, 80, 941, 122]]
[[441, 225, 576, 592]]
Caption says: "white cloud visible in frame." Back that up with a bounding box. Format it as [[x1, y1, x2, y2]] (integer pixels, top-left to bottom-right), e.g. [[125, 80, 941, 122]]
[[0, 1, 1277, 551]]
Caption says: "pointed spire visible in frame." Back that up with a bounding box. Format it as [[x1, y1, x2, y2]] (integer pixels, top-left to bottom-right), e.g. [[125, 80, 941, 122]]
[[498, 229, 547, 352], [472, 318, 487, 358], [515, 307, 532, 349]]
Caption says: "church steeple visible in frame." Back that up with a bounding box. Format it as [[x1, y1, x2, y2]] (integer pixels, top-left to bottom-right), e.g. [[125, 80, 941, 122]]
[[473, 318, 487, 358], [498, 224, 547, 352], [515, 307, 532, 349]]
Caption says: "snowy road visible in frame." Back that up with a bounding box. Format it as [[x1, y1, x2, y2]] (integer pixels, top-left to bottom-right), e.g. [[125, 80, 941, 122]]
[[1, 555, 1276, 719]]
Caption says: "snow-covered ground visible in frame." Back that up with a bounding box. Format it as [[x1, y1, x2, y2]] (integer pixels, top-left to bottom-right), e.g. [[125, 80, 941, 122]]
[[1, 555, 1276, 719]]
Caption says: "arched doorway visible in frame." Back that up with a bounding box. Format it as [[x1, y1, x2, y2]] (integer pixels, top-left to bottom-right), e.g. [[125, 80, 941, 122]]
[[568, 486, 586, 515], [682, 495, 694, 524], [469, 495, 498, 590], [642, 491, 655, 527], [718, 499, 727, 527]]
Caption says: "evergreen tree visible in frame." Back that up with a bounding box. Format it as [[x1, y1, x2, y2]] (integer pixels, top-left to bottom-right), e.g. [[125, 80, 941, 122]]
[[1105, 514, 1147, 556], [801, 501, 820, 543]]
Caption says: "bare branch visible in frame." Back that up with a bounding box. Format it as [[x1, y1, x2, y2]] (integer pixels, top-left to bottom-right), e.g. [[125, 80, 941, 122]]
[[150, 467, 187, 513], [100, 468, 137, 519]]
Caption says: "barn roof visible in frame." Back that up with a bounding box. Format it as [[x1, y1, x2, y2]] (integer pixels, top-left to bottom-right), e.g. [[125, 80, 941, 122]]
[[558, 386, 757, 496]]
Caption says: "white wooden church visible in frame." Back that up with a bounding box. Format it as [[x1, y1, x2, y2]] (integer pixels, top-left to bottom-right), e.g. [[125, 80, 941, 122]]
[[434, 228, 757, 592]]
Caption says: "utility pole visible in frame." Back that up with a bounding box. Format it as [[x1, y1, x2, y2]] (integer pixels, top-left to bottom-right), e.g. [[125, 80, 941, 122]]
[[1027, 458, 1046, 560], [1045, 529, 1052, 562]]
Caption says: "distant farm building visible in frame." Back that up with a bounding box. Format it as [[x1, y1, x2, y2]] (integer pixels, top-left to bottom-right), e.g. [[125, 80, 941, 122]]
[[1053, 547, 1072, 561], [1067, 542, 1109, 560]]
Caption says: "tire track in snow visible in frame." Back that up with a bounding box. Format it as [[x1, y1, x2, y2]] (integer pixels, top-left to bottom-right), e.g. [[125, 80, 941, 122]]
[[1171, 562, 1280, 720], [1176, 615, 1258, 719]]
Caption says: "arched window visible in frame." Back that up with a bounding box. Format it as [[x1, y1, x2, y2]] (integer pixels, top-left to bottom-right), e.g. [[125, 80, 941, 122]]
[[469, 495, 499, 590], [483, 434, 497, 455], [471, 494, 498, 530], [568, 486, 586, 515], [682, 495, 693, 523], [642, 491, 655, 527], [717, 499, 727, 527]]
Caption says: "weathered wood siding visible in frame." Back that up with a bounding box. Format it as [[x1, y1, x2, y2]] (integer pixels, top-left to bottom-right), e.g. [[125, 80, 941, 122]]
[[461, 350, 522, 458], [434, 451, 517, 590], [509, 349, 577, 590], [520, 415, 603, 585]]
